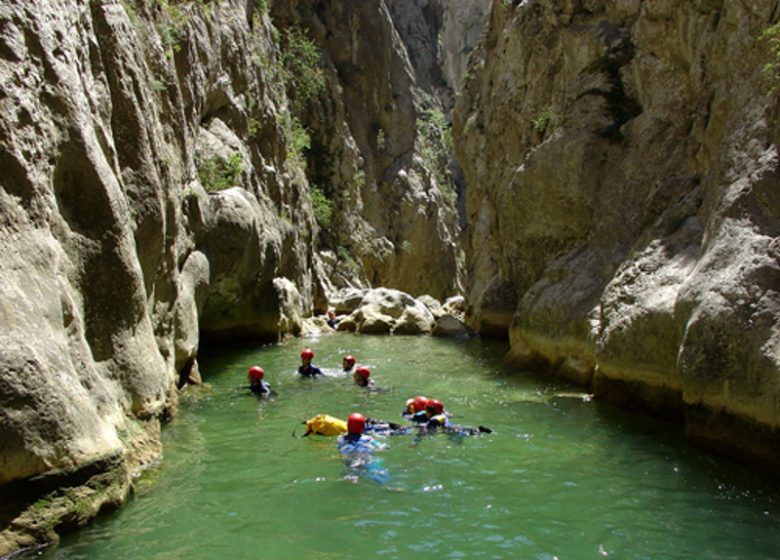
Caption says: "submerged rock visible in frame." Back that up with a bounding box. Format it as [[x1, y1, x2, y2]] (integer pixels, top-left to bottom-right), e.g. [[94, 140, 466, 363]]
[[432, 314, 471, 337]]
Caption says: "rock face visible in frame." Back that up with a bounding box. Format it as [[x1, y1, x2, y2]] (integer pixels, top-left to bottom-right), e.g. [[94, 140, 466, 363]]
[[455, 0, 780, 462], [271, 0, 483, 302], [0, 0, 486, 553], [0, 0, 316, 553]]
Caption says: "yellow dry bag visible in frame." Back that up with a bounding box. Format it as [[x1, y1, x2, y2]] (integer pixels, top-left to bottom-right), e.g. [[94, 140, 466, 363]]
[[305, 414, 348, 436]]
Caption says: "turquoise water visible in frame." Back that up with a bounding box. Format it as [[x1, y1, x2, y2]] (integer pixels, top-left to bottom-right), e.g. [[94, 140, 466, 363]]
[[25, 334, 780, 559]]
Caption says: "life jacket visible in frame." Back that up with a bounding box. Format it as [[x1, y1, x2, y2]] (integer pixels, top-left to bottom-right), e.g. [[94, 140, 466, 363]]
[[427, 414, 449, 428], [305, 414, 348, 436]]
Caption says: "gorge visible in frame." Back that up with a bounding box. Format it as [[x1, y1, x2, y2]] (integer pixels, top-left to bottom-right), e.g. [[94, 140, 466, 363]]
[[0, 0, 779, 555]]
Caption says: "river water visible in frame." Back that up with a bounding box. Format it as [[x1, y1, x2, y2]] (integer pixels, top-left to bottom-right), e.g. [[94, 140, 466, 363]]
[[25, 334, 780, 559]]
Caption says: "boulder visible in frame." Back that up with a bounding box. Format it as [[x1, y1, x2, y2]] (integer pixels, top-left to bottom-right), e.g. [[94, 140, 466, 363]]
[[394, 307, 434, 335], [443, 295, 466, 316], [330, 288, 369, 314], [432, 314, 470, 337], [273, 277, 304, 339], [331, 287, 436, 335], [418, 294, 445, 319]]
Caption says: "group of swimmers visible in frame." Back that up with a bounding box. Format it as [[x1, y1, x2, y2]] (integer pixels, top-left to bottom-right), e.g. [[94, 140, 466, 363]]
[[245, 347, 490, 483], [247, 347, 377, 394]]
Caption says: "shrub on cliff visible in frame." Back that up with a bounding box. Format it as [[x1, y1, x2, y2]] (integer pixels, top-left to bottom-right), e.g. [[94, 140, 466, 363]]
[[196, 153, 243, 192]]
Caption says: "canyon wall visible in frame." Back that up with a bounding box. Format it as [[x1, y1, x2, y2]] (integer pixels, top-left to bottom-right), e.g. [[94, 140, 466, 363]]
[[0, 0, 315, 552], [455, 0, 780, 463], [0, 0, 478, 553], [270, 0, 469, 302]]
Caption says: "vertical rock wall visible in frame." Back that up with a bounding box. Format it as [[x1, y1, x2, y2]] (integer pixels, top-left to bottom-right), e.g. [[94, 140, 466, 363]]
[[455, 0, 780, 463], [271, 0, 474, 301], [0, 0, 489, 553], [0, 0, 314, 552]]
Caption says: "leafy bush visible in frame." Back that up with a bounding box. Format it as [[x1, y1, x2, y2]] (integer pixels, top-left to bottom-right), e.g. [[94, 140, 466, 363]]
[[762, 22, 780, 93], [531, 107, 562, 133], [196, 153, 243, 192], [157, 0, 186, 54], [277, 27, 325, 112], [253, 0, 268, 16], [284, 114, 311, 168], [310, 184, 333, 229]]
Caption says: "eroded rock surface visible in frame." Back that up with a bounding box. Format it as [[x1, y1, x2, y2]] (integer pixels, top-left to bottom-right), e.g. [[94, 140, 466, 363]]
[[455, 0, 780, 462], [0, 0, 313, 552]]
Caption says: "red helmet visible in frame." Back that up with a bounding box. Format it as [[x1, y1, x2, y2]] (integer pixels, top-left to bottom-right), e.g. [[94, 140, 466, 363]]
[[355, 366, 371, 379], [347, 413, 366, 434], [247, 366, 265, 380], [343, 355, 356, 368], [426, 399, 444, 415], [301, 348, 314, 360], [413, 396, 429, 413]]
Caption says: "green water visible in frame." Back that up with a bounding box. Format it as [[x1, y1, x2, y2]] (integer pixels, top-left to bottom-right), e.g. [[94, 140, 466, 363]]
[[25, 335, 780, 559]]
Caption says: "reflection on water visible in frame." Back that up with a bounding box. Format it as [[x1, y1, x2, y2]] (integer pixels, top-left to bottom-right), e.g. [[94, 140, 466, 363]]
[[24, 335, 780, 560]]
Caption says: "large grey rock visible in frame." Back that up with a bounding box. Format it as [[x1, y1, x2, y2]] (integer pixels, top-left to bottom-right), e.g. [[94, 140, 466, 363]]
[[454, 0, 780, 462], [334, 287, 436, 335], [432, 314, 470, 337], [0, 0, 316, 553], [418, 294, 445, 319]]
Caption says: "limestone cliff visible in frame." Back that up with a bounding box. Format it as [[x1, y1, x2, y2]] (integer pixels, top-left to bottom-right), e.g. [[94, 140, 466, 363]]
[[0, 0, 319, 552], [455, 0, 780, 463], [0, 0, 483, 553], [270, 0, 468, 302]]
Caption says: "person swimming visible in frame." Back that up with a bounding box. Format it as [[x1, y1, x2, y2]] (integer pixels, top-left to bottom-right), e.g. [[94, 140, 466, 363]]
[[342, 354, 356, 375], [412, 399, 492, 437], [402, 395, 429, 419], [353, 366, 374, 388], [247, 366, 275, 397], [338, 413, 389, 484], [298, 348, 324, 377], [352, 365, 389, 393]]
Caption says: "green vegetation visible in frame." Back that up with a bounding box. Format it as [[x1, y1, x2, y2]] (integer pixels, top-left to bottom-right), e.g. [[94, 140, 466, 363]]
[[150, 79, 167, 92], [251, 25, 324, 168], [253, 0, 268, 17], [284, 114, 311, 168], [157, 0, 187, 55], [246, 94, 260, 138], [415, 93, 456, 203], [531, 107, 562, 134], [761, 22, 780, 93], [196, 153, 243, 192], [277, 27, 325, 113], [310, 184, 333, 229], [376, 128, 386, 152], [247, 117, 260, 138], [120, 0, 137, 26]]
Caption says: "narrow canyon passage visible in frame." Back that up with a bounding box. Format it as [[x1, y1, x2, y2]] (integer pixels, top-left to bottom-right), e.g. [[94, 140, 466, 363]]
[[24, 335, 780, 560]]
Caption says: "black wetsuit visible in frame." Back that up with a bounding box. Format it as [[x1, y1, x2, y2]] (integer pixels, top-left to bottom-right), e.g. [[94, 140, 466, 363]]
[[298, 363, 324, 377], [250, 379, 276, 395]]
